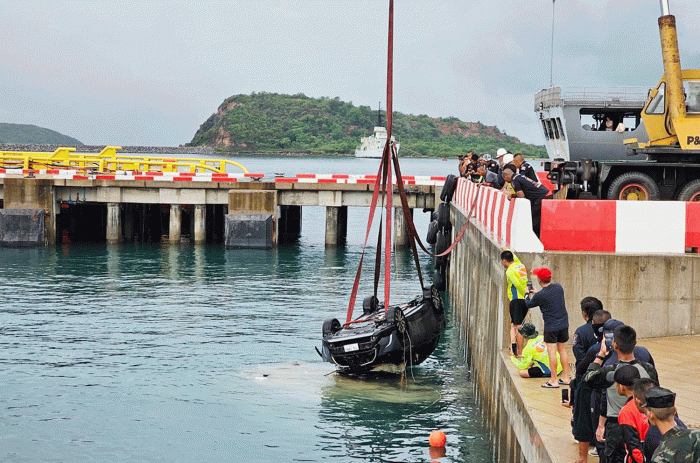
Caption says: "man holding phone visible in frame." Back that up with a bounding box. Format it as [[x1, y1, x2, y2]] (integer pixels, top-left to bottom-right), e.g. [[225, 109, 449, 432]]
[[525, 266, 571, 388]]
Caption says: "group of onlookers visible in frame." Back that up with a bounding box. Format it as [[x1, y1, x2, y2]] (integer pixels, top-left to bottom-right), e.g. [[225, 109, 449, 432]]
[[501, 250, 700, 462], [459, 148, 550, 237]]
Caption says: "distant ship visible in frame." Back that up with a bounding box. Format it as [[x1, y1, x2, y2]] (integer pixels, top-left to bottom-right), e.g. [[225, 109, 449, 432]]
[[354, 105, 399, 158]]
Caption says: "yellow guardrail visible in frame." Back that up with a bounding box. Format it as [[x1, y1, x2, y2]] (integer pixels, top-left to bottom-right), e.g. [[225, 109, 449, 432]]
[[0, 146, 248, 174]]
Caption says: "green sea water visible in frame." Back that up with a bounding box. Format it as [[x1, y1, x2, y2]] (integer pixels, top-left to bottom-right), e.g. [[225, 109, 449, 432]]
[[0, 157, 493, 462]]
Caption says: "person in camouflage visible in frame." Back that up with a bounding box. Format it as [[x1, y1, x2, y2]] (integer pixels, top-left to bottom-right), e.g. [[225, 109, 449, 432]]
[[643, 387, 700, 463]]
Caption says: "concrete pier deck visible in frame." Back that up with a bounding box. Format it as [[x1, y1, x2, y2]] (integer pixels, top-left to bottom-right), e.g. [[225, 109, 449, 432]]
[[503, 335, 700, 463]]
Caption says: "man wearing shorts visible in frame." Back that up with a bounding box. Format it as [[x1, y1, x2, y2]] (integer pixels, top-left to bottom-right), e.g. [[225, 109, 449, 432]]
[[525, 267, 570, 388], [500, 250, 529, 357]]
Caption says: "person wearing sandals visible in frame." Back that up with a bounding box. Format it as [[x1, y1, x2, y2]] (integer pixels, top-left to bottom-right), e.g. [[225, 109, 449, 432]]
[[510, 323, 562, 378], [525, 267, 571, 388]]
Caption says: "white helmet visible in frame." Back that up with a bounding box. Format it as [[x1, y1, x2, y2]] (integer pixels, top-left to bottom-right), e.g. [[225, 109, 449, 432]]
[[503, 154, 514, 165], [496, 148, 508, 158]]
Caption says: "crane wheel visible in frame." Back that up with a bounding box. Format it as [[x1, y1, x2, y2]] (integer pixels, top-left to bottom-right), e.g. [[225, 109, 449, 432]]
[[677, 179, 700, 202], [607, 172, 660, 201]]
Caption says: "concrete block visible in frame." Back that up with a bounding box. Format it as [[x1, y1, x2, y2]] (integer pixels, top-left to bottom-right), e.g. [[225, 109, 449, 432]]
[[225, 214, 274, 249], [228, 190, 277, 215], [0, 209, 45, 246]]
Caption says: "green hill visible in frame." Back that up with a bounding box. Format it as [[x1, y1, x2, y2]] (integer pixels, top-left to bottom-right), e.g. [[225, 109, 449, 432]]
[[189, 93, 545, 158], [0, 123, 82, 145]]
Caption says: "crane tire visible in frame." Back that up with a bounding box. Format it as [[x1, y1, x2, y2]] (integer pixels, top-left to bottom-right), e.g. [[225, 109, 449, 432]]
[[607, 172, 660, 201], [677, 179, 700, 202]]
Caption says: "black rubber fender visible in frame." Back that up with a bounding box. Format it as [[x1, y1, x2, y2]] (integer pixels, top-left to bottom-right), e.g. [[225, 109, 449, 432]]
[[440, 174, 458, 203], [426, 220, 438, 245], [437, 202, 451, 233], [435, 229, 450, 255], [433, 268, 446, 292]]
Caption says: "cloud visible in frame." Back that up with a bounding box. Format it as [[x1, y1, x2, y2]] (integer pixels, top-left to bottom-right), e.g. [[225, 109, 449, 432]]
[[1, 0, 698, 146]]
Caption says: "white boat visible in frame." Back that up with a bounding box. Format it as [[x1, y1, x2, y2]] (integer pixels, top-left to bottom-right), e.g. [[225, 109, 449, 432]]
[[354, 126, 399, 158]]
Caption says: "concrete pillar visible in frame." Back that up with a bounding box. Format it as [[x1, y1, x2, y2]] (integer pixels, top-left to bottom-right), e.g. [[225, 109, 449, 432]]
[[279, 205, 302, 244], [169, 204, 182, 242], [325, 206, 347, 247], [106, 203, 122, 243], [394, 207, 412, 248], [122, 204, 134, 242], [194, 204, 206, 244]]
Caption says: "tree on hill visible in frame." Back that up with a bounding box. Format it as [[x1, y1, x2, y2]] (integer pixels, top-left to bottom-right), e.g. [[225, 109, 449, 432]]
[[0, 123, 82, 145], [188, 93, 546, 158]]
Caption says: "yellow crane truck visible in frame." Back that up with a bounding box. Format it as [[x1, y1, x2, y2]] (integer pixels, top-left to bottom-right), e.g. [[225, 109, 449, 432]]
[[539, 0, 700, 201]]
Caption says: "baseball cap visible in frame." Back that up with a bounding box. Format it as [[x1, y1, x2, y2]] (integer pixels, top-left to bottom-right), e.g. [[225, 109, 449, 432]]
[[532, 267, 552, 280], [496, 148, 508, 158], [608, 364, 641, 386], [603, 319, 625, 333], [642, 386, 676, 408]]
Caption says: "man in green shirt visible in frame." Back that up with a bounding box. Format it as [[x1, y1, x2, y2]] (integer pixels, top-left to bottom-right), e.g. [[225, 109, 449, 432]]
[[644, 387, 700, 463], [501, 249, 529, 357]]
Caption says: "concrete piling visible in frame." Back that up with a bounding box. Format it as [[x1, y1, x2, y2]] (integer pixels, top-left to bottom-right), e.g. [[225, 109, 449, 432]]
[[194, 204, 206, 244], [106, 203, 122, 243], [393, 207, 412, 248], [169, 204, 181, 242], [325, 206, 347, 247]]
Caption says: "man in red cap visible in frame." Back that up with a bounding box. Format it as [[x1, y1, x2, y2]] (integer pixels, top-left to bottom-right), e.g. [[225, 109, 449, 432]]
[[525, 266, 571, 388]]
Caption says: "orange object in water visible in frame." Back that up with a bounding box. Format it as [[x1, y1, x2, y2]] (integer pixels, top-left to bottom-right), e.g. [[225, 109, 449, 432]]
[[429, 430, 446, 447]]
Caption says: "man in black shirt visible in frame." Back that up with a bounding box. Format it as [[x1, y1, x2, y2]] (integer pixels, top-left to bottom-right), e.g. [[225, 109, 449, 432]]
[[513, 153, 539, 183], [502, 167, 550, 237]]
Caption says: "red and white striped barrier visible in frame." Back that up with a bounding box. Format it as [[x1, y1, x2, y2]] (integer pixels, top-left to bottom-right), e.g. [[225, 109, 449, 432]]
[[452, 178, 544, 252], [540, 200, 700, 253], [0, 169, 265, 181], [275, 174, 446, 185], [0, 169, 445, 186]]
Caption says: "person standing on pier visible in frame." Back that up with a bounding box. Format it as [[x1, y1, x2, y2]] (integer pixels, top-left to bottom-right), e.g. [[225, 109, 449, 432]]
[[584, 325, 658, 463], [643, 387, 700, 463], [525, 267, 570, 388], [500, 249, 529, 357]]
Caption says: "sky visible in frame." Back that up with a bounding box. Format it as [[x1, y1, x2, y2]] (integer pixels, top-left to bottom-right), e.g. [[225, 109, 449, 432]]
[[1, 0, 699, 147]]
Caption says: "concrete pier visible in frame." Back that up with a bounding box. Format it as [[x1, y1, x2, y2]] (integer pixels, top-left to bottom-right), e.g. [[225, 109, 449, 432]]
[[448, 202, 700, 462], [325, 206, 348, 247], [0, 175, 439, 247], [169, 205, 181, 242]]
